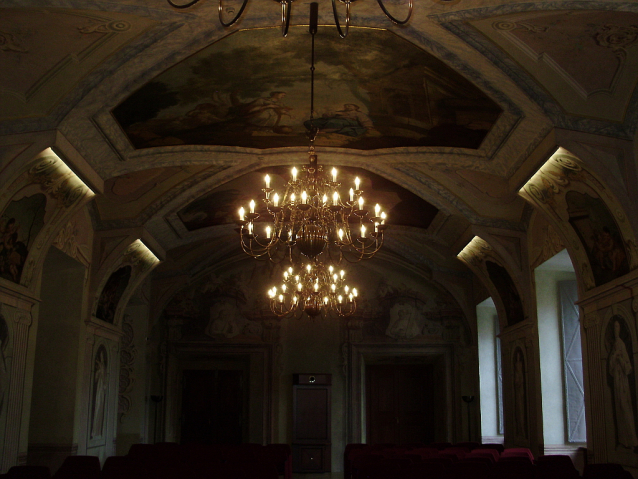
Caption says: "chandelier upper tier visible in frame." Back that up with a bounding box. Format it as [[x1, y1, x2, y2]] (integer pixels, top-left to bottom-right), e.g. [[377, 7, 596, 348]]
[[167, 0, 413, 38], [237, 155, 388, 263]]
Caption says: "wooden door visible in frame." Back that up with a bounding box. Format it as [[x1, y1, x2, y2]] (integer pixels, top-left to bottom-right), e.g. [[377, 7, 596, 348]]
[[180, 369, 245, 444], [366, 364, 434, 444]]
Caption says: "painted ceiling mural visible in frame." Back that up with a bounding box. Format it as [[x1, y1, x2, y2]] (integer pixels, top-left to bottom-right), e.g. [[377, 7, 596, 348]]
[[177, 166, 439, 232], [112, 26, 502, 151]]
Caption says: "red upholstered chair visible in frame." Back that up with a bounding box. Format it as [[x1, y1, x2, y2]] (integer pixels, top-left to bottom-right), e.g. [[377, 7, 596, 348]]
[[101, 456, 146, 479], [480, 443, 505, 454], [344, 445, 368, 479], [535, 455, 580, 479], [265, 444, 292, 479], [583, 463, 630, 479], [494, 459, 535, 479], [423, 457, 455, 468], [454, 442, 481, 451], [467, 448, 500, 463], [429, 442, 452, 450], [356, 458, 412, 479], [242, 459, 279, 479], [5, 466, 51, 479], [403, 461, 451, 479], [52, 456, 101, 479], [351, 454, 386, 479], [440, 447, 468, 462], [501, 447, 534, 461], [127, 444, 156, 466], [452, 460, 494, 479]]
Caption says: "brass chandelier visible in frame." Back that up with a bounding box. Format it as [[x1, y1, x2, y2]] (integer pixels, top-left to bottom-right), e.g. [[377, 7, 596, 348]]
[[167, 0, 413, 38], [268, 262, 358, 318], [236, 2, 387, 265], [237, 158, 387, 264]]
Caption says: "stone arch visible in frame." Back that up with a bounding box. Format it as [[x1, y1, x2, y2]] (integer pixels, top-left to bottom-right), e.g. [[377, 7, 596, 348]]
[[458, 236, 527, 332], [0, 148, 93, 292], [519, 148, 638, 294], [91, 238, 161, 328]]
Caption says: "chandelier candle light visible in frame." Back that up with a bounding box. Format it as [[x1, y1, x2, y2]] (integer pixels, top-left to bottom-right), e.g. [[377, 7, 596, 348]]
[[268, 262, 358, 317]]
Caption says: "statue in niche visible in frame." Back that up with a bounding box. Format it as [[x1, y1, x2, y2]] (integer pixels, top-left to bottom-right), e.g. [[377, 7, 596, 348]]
[[513, 347, 527, 438], [0, 314, 8, 414], [608, 319, 638, 450], [91, 347, 108, 438], [205, 301, 262, 339]]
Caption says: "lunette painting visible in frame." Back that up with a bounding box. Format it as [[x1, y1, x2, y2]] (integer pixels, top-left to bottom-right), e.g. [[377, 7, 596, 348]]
[[112, 27, 502, 151], [486, 260, 525, 326], [566, 191, 629, 287], [96, 266, 132, 324], [0, 194, 47, 284]]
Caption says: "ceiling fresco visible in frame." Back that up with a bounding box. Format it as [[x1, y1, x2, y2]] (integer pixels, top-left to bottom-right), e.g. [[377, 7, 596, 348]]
[[468, 10, 638, 122], [0, 8, 156, 120], [177, 166, 439, 232], [112, 26, 502, 151]]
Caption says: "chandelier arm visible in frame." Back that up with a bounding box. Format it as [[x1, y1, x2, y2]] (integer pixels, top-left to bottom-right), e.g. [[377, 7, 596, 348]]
[[167, 0, 202, 9], [331, 0, 351, 39], [218, 0, 249, 27], [281, 0, 292, 37], [376, 0, 413, 25]]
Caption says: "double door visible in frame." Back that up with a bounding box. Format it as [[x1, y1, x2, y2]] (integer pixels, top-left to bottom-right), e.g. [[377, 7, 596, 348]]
[[366, 364, 434, 444], [180, 369, 245, 444]]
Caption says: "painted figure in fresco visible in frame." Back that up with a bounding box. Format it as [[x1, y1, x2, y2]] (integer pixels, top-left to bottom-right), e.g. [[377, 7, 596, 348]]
[[592, 227, 626, 275], [304, 104, 375, 137], [386, 303, 421, 340], [232, 91, 292, 131], [608, 320, 638, 449], [96, 267, 131, 324], [0, 217, 28, 283], [91, 349, 107, 438], [0, 314, 8, 415], [206, 301, 262, 339], [514, 348, 527, 437]]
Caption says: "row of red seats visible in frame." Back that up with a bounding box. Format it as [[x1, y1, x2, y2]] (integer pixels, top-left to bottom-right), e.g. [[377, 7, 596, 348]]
[[0, 443, 292, 479], [344, 443, 633, 479]]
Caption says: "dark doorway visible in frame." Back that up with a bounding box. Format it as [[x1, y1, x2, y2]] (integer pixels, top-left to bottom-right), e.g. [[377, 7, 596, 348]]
[[180, 369, 245, 444], [366, 364, 435, 444]]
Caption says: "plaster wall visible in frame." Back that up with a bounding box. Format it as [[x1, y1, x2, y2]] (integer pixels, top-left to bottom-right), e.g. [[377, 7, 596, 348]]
[[116, 303, 149, 455], [27, 247, 85, 470]]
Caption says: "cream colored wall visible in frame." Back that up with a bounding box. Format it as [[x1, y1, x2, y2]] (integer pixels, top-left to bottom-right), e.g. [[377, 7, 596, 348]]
[[27, 247, 86, 472], [115, 303, 150, 456]]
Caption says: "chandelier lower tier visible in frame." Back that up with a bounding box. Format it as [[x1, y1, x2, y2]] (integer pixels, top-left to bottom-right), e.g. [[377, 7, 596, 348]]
[[237, 151, 387, 264], [268, 261, 358, 318]]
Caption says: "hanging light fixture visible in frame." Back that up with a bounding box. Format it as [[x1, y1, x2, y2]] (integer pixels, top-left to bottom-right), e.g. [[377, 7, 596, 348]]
[[268, 261, 358, 318], [236, 2, 388, 264], [167, 0, 413, 38]]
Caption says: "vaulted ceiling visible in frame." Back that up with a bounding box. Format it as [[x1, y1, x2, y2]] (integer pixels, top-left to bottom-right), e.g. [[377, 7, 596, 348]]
[[2, 1, 638, 287]]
